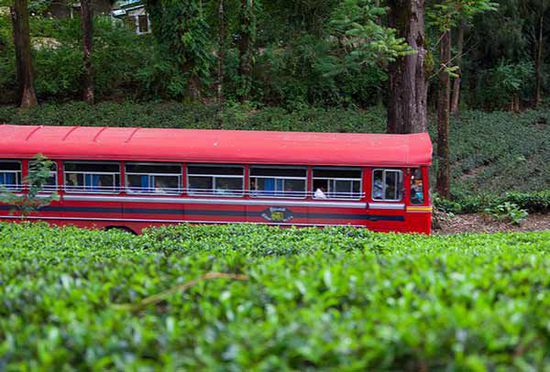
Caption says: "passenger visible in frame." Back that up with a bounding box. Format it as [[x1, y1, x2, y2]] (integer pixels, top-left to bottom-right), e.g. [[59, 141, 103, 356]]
[[411, 180, 424, 204], [215, 179, 234, 195], [66, 174, 79, 191], [314, 187, 327, 199], [373, 178, 384, 199], [154, 179, 167, 193]]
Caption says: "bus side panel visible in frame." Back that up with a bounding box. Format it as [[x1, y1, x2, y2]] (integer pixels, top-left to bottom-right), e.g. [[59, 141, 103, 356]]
[[405, 212, 432, 234], [364, 209, 409, 233], [121, 200, 246, 227], [306, 206, 369, 227], [185, 203, 246, 224], [60, 197, 124, 230], [245, 204, 310, 226]]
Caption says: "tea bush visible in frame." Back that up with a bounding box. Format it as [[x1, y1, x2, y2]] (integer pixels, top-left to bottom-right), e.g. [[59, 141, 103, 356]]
[[435, 190, 550, 214], [0, 223, 549, 369], [484, 202, 529, 225]]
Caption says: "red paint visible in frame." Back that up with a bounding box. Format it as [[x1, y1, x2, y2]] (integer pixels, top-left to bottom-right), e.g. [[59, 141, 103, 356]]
[[0, 125, 432, 167], [0, 125, 433, 234]]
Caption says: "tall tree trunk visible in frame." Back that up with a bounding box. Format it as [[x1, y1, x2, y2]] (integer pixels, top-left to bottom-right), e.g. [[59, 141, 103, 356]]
[[534, 11, 544, 107], [187, 74, 201, 102], [10, 0, 37, 108], [450, 19, 465, 115], [217, 0, 225, 106], [511, 93, 520, 112], [238, 0, 254, 103], [436, 30, 451, 199], [387, 0, 428, 134], [80, 0, 94, 104], [217, 0, 225, 128]]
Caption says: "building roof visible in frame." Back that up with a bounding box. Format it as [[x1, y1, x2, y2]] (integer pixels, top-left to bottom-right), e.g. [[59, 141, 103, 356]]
[[0, 124, 432, 167]]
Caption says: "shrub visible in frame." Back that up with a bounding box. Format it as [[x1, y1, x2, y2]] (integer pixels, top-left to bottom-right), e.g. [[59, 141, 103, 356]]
[[436, 191, 550, 215], [484, 202, 528, 225], [501, 191, 550, 213], [0, 223, 549, 369]]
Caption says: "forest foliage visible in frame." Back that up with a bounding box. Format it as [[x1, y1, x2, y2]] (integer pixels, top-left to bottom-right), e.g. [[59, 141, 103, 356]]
[[0, 0, 547, 109]]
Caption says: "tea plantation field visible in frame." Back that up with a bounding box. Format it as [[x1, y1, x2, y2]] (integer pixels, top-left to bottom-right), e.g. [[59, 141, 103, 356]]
[[1, 223, 549, 370]]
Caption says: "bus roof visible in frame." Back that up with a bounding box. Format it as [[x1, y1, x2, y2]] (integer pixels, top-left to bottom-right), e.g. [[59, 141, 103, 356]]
[[0, 125, 432, 167]]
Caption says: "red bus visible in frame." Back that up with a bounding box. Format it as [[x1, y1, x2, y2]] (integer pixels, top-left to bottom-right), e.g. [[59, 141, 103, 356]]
[[0, 125, 433, 234]]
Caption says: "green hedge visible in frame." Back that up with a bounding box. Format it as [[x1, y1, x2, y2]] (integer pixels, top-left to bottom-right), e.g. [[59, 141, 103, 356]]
[[435, 190, 550, 214], [1, 223, 549, 369], [0, 101, 386, 132]]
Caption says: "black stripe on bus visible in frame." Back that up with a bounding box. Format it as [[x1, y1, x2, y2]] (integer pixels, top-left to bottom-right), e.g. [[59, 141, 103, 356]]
[[0, 205, 404, 222]]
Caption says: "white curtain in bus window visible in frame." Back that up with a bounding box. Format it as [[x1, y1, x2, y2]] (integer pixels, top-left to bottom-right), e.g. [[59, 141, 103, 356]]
[[64, 162, 120, 193], [312, 168, 362, 199], [126, 163, 181, 194], [250, 167, 306, 198], [187, 165, 244, 196], [372, 169, 403, 201], [0, 161, 22, 191], [29, 160, 57, 191], [410, 168, 424, 204]]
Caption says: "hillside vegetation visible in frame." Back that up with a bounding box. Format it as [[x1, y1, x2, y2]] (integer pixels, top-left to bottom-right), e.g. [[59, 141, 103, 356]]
[[0, 223, 548, 369], [1, 102, 549, 199]]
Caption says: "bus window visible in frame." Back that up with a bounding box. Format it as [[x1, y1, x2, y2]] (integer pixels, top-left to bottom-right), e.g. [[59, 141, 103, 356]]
[[29, 160, 57, 192], [250, 167, 306, 198], [0, 161, 22, 191], [187, 165, 244, 196], [126, 163, 181, 194], [312, 168, 362, 199], [64, 162, 120, 193], [372, 169, 403, 201], [410, 168, 424, 204]]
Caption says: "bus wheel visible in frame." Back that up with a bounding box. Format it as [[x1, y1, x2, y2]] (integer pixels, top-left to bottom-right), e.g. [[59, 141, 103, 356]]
[[105, 226, 137, 235]]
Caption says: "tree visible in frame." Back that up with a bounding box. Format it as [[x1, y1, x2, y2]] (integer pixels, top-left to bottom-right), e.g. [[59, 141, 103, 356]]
[[530, 0, 548, 107], [145, 0, 212, 101], [450, 19, 464, 114], [237, 0, 256, 102], [0, 154, 58, 218], [429, 0, 496, 198], [80, 0, 94, 104], [10, 0, 37, 108], [436, 28, 451, 198], [217, 0, 225, 106], [386, 0, 428, 134]]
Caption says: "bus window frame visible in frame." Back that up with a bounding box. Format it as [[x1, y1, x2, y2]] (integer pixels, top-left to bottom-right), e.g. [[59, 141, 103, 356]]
[[249, 165, 308, 199], [311, 166, 363, 200], [186, 164, 245, 197], [371, 168, 404, 202], [125, 162, 183, 195], [0, 160, 23, 192], [63, 161, 121, 194]]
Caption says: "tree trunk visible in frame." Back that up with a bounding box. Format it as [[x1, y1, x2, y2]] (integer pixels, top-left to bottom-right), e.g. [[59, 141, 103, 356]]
[[217, 0, 225, 106], [450, 19, 465, 115], [237, 0, 254, 103], [436, 30, 451, 199], [511, 93, 520, 112], [534, 11, 543, 107], [80, 0, 94, 104], [217, 0, 225, 128], [10, 0, 37, 108], [387, 0, 428, 134]]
